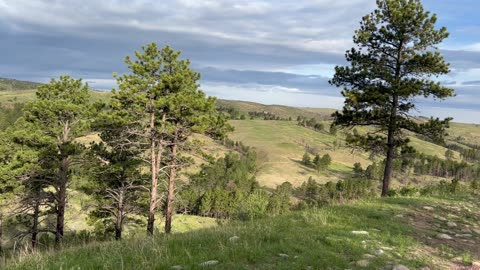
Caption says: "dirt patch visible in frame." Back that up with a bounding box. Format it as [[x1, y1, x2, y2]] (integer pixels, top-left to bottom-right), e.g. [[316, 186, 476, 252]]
[[400, 199, 480, 269]]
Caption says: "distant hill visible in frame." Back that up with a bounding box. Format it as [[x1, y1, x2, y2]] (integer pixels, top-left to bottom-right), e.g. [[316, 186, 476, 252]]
[[217, 99, 336, 121], [0, 77, 42, 91]]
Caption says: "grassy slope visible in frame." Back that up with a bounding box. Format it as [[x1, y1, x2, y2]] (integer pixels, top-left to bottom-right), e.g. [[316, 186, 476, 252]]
[[5, 195, 480, 270], [229, 120, 371, 187]]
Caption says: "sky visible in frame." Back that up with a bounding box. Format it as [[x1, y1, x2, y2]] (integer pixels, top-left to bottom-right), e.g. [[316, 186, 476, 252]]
[[0, 0, 479, 123]]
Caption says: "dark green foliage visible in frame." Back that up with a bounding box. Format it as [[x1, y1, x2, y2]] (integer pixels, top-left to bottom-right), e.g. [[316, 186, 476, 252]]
[[297, 116, 326, 132], [83, 141, 145, 240], [182, 150, 258, 218], [295, 177, 375, 206], [21, 76, 93, 244], [330, 0, 454, 196], [0, 103, 24, 130], [313, 154, 332, 173], [267, 182, 293, 216], [301, 152, 311, 166], [353, 162, 364, 178]]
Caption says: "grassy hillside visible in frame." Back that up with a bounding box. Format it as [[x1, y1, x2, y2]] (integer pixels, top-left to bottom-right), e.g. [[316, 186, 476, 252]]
[[0, 78, 41, 91], [228, 120, 370, 187], [5, 195, 480, 270], [217, 99, 335, 121]]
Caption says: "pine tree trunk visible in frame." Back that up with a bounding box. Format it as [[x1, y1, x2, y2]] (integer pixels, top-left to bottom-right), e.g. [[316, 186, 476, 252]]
[[382, 93, 398, 197], [147, 111, 157, 235], [382, 132, 395, 197], [115, 190, 124, 241], [165, 135, 178, 234], [56, 154, 68, 245], [0, 213, 3, 254], [56, 122, 70, 245], [32, 196, 40, 249]]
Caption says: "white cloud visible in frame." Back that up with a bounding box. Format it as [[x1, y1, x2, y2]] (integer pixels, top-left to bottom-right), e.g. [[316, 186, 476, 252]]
[[203, 82, 344, 108]]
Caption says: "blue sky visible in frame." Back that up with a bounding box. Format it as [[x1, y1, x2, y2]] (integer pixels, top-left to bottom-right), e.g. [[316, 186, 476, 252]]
[[0, 0, 479, 123]]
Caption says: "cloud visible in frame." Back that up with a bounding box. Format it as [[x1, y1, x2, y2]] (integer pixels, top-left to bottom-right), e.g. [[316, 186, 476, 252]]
[[0, 0, 479, 123]]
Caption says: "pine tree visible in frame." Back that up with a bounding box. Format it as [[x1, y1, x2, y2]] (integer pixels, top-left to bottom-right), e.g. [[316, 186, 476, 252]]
[[330, 0, 454, 196], [22, 76, 92, 244], [110, 43, 231, 234], [301, 152, 311, 166]]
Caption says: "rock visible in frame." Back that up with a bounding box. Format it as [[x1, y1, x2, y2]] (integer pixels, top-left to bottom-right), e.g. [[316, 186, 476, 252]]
[[423, 206, 434, 211], [472, 261, 480, 267], [356, 260, 370, 267], [473, 229, 480, 235], [374, 249, 385, 255], [461, 228, 472, 233], [394, 214, 404, 218], [455, 233, 472, 238], [434, 215, 447, 221], [452, 257, 463, 263], [362, 254, 376, 259], [199, 260, 219, 267], [278, 253, 289, 258], [419, 267, 431, 270], [392, 265, 410, 270], [352, 231, 369, 235], [447, 221, 457, 228], [229, 236, 240, 243], [380, 246, 394, 251], [171, 266, 183, 270], [436, 233, 453, 240]]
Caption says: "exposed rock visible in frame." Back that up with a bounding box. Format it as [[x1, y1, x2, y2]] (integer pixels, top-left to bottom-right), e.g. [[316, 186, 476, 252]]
[[455, 233, 472, 238], [362, 254, 376, 259], [392, 265, 410, 270], [447, 221, 457, 228], [452, 257, 463, 263], [380, 246, 394, 251], [473, 229, 480, 235], [461, 228, 472, 233], [229, 236, 240, 243], [394, 214, 404, 218], [199, 260, 219, 267], [278, 253, 289, 258], [436, 233, 453, 240], [356, 260, 370, 268], [423, 206, 434, 211], [374, 249, 385, 255], [419, 267, 431, 270], [352, 231, 369, 235]]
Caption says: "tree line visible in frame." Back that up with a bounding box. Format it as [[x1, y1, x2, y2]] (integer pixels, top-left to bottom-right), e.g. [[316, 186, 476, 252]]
[[0, 43, 232, 249]]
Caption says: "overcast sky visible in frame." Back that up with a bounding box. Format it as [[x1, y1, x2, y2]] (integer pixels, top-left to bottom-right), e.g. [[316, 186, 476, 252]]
[[1, 0, 479, 123]]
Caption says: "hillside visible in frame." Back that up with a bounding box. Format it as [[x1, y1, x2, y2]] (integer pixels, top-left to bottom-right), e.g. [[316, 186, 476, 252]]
[[5, 195, 480, 270], [0, 78, 41, 91], [2, 78, 480, 189]]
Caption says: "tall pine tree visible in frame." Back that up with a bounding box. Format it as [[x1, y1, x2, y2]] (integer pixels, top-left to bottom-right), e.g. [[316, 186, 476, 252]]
[[330, 0, 454, 196]]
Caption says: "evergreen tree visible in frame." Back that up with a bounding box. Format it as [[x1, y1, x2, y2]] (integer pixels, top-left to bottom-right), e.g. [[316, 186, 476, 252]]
[[22, 76, 92, 244], [301, 152, 311, 166], [313, 154, 321, 173], [330, 0, 454, 196]]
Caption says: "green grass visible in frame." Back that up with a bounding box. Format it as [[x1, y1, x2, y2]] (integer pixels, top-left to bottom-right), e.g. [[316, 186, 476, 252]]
[[228, 120, 370, 187], [6, 195, 479, 270]]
